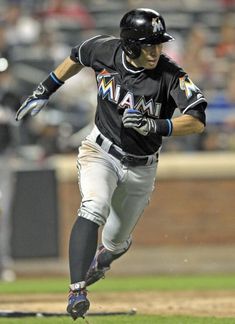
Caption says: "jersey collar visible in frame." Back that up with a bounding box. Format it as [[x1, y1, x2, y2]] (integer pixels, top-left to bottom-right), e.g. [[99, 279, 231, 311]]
[[122, 51, 145, 74]]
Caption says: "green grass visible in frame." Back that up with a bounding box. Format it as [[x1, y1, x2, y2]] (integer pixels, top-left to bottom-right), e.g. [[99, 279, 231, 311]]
[[0, 315, 235, 324], [0, 275, 235, 323], [0, 274, 234, 294], [90, 274, 235, 292]]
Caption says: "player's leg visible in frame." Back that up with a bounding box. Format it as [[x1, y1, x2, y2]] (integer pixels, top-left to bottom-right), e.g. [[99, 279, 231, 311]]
[[67, 141, 118, 319], [85, 238, 132, 286], [86, 162, 157, 285], [67, 217, 98, 320]]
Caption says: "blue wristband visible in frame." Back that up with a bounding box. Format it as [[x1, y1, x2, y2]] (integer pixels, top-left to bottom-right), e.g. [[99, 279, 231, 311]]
[[42, 72, 64, 95], [166, 119, 173, 136], [50, 72, 64, 86], [154, 119, 173, 136]]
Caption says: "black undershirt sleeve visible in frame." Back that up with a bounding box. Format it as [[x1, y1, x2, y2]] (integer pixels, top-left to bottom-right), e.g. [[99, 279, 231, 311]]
[[185, 103, 207, 126]]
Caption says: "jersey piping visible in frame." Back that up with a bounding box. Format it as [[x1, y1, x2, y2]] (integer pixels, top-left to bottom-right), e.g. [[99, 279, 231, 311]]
[[182, 97, 206, 114], [121, 52, 145, 73], [78, 35, 102, 66]]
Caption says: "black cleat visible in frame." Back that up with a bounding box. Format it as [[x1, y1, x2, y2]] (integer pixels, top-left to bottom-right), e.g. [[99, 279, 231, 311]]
[[86, 245, 110, 286], [67, 289, 90, 320]]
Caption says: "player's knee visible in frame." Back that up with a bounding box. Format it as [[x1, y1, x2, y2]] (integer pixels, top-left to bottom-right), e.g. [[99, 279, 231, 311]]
[[102, 236, 132, 255], [78, 199, 110, 226]]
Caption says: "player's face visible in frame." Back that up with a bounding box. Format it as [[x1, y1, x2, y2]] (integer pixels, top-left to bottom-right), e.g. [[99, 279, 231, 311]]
[[137, 43, 163, 69]]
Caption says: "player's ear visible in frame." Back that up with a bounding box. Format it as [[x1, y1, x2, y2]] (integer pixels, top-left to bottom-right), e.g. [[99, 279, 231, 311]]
[[121, 39, 141, 59]]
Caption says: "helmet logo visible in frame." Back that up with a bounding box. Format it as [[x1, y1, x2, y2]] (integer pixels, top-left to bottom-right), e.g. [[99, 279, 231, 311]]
[[152, 18, 164, 33]]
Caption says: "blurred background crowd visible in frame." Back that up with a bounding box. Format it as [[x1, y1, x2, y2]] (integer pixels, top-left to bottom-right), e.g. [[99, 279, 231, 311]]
[[0, 0, 235, 158]]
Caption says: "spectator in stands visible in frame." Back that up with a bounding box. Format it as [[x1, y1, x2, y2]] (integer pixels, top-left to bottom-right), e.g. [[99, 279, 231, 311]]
[[38, 0, 95, 30], [181, 23, 214, 90], [1, 3, 41, 46], [0, 22, 10, 60], [208, 14, 235, 90], [215, 13, 235, 60], [207, 68, 235, 124], [203, 67, 235, 150], [26, 28, 70, 64], [220, 0, 235, 9]]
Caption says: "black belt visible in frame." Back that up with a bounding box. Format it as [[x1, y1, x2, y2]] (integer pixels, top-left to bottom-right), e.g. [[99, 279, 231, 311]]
[[96, 134, 157, 167]]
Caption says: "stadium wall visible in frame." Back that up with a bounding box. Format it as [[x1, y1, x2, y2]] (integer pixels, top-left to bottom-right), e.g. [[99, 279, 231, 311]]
[[49, 152, 235, 259]]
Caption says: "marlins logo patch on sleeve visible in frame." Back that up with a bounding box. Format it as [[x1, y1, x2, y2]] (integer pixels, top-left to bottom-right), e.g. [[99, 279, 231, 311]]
[[179, 75, 200, 99]]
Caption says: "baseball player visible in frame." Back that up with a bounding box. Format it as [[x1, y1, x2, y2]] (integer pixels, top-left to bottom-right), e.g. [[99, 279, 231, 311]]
[[16, 8, 207, 320]]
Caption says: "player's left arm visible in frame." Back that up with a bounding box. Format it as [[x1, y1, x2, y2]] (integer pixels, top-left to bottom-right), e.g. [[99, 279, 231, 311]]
[[171, 114, 204, 136], [122, 103, 206, 137], [123, 72, 207, 137], [171, 106, 205, 136], [169, 73, 207, 136]]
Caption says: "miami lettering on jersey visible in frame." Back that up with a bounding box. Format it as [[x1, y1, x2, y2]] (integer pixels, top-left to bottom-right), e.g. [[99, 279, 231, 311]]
[[97, 69, 162, 117], [179, 75, 200, 99]]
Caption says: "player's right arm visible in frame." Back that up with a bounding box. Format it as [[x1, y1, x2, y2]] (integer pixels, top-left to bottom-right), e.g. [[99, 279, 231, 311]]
[[15, 57, 84, 121], [16, 35, 110, 121], [53, 57, 84, 82]]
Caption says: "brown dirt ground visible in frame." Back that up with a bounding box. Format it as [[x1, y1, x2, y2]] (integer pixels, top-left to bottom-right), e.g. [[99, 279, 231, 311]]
[[1, 291, 235, 318]]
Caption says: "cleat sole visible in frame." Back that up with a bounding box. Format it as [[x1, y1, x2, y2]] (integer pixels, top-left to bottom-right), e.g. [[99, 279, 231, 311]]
[[67, 300, 90, 320]]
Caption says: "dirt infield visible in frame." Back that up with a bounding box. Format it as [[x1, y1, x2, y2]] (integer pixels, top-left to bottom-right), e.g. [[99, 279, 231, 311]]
[[1, 291, 235, 318]]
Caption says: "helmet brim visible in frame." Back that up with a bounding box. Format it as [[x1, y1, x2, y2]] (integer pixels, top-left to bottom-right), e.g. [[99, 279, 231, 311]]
[[139, 32, 174, 44]]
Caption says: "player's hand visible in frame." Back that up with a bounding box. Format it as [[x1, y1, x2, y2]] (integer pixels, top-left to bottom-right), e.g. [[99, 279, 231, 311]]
[[122, 109, 156, 136], [15, 83, 49, 121]]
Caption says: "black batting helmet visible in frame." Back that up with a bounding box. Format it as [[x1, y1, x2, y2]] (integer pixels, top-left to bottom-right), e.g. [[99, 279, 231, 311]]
[[120, 8, 174, 59]]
